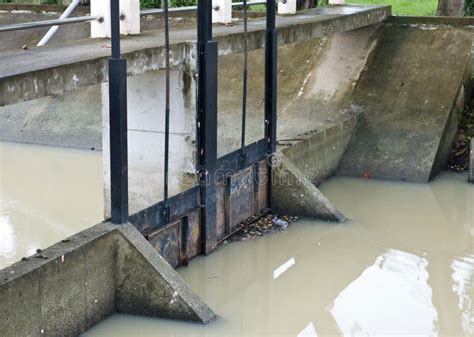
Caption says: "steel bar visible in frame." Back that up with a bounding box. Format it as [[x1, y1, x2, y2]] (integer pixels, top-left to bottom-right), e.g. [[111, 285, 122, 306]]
[[0, 15, 101, 33], [37, 0, 81, 46], [109, 0, 129, 224], [216, 139, 267, 176], [232, 1, 266, 7], [129, 185, 201, 234], [140, 1, 266, 15]]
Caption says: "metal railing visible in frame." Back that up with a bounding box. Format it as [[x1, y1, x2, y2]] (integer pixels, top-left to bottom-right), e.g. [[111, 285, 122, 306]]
[[0, 15, 102, 33], [140, 1, 267, 15], [0, 1, 268, 34], [37, 0, 81, 46]]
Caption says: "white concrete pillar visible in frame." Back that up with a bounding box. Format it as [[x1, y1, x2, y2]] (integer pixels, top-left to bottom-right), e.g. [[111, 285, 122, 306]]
[[329, 0, 345, 4], [212, 0, 232, 24], [278, 0, 296, 15], [91, 0, 140, 39]]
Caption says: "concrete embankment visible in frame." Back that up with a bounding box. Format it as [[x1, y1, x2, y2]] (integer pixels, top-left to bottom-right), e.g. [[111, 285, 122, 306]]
[[0, 222, 215, 336], [338, 20, 473, 182]]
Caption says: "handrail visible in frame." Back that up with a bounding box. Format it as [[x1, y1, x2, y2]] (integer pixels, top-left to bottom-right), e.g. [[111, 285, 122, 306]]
[[37, 0, 81, 46], [0, 15, 102, 33], [0, 1, 268, 34], [140, 1, 267, 15]]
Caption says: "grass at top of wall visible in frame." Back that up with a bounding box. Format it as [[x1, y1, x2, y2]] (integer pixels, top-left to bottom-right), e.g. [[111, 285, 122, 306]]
[[347, 0, 437, 16]]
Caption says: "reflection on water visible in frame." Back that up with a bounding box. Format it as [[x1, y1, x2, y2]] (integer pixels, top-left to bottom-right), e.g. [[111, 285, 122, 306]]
[[451, 255, 474, 335], [0, 142, 103, 268], [332, 249, 438, 335], [85, 171, 473, 336], [0, 211, 15, 263]]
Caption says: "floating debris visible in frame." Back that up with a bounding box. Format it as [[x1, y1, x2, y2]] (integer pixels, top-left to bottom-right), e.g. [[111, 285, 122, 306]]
[[228, 214, 298, 242], [272, 217, 289, 229]]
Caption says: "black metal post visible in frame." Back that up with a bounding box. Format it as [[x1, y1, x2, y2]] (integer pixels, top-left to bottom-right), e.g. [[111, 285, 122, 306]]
[[197, 0, 218, 254], [162, 0, 171, 224], [240, 0, 248, 165], [265, 0, 277, 207], [109, 0, 129, 224]]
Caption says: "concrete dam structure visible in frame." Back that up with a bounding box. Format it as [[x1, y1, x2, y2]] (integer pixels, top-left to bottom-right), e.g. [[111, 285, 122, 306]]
[[0, 1, 473, 336]]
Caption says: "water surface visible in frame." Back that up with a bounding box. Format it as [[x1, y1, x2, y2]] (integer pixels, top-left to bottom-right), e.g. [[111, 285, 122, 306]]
[[86, 171, 473, 336], [1, 141, 473, 336], [0, 142, 103, 268]]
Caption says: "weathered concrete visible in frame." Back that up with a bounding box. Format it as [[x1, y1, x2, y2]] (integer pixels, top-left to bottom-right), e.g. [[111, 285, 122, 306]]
[[470, 138, 474, 183], [0, 84, 102, 149], [0, 222, 215, 337], [0, 5, 390, 107], [279, 114, 360, 186], [338, 24, 472, 182], [101, 70, 196, 216], [271, 153, 346, 221]]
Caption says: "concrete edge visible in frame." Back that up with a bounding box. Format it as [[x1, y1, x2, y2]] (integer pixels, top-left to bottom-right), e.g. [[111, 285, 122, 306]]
[[0, 221, 115, 283], [0, 5, 391, 107], [0, 222, 216, 336], [430, 48, 472, 180], [279, 113, 361, 186], [271, 152, 346, 222], [116, 224, 217, 323]]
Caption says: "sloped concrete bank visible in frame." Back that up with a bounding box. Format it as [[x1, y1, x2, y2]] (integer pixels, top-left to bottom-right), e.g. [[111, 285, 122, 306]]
[[338, 19, 473, 182], [0, 222, 215, 337]]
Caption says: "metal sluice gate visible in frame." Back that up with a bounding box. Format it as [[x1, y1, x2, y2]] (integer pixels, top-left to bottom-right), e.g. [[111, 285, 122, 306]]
[[108, 0, 278, 267]]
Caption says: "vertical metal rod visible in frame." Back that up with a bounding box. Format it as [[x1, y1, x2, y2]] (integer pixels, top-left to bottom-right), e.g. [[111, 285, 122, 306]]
[[240, 0, 248, 164], [109, 0, 129, 224], [163, 0, 171, 223], [265, 0, 277, 207]]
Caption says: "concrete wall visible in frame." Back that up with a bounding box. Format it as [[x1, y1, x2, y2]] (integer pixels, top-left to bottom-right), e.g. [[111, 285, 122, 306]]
[[101, 70, 196, 216], [0, 222, 215, 337], [338, 23, 472, 182], [280, 114, 360, 186]]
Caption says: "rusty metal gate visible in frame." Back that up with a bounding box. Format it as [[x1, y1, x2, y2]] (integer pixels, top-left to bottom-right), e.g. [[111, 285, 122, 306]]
[[108, 0, 277, 267]]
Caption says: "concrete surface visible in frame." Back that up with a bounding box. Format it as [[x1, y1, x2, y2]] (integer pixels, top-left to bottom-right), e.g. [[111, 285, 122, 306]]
[[0, 5, 390, 106], [271, 153, 346, 221], [101, 70, 196, 216], [338, 24, 472, 182], [0, 222, 215, 336], [279, 114, 360, 186], [0, 84, 102, 149]]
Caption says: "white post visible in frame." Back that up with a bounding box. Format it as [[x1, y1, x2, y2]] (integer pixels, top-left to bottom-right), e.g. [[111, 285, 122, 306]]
[[212, 0, 232, 24], [329, 0, 345, 4], [91, 0, 140, 38], [278, 0, 296, 15]]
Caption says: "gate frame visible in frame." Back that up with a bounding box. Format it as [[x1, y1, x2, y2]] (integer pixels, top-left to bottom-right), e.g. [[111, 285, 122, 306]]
[[109, 0, 278, 259]]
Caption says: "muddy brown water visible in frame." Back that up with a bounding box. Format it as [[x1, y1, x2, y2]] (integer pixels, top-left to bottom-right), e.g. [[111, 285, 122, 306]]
[[0, 142, 103, 268], [1, 142, 473, 335]]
